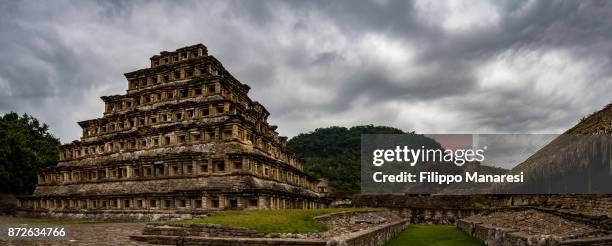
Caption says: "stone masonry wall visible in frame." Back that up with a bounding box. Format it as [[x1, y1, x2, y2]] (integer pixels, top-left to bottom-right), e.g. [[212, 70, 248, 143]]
[[328, 219, 410, 246], [351, 194, 612, 223], [458, 219, 612, 246], [131, 219, 410, 246], [457, 219, 561, 246], [135, 236, 328, 246], [352, 194, 611, 210], [142, 223, 265, 238]]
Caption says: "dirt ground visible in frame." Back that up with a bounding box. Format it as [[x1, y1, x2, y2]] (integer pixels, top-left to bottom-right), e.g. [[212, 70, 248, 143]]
[[0, 216, 156, 246]]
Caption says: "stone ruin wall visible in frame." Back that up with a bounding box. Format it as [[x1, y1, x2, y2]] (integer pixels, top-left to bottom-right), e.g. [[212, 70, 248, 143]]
[[350, 194, 612, 224], [346, 194, 612, 245], [130, 211, 410, 246], [17, 44, 328, 216], [131, 220, 411, 246], [458, 216, 612, 246]]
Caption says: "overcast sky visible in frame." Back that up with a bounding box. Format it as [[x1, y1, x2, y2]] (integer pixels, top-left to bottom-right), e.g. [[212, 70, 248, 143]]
[[0, 0, 611, 143]]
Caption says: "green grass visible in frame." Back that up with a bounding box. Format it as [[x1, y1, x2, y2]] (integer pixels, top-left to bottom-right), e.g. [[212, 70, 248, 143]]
[[179, 208, 382, 234], [386, 224, 485, 246]]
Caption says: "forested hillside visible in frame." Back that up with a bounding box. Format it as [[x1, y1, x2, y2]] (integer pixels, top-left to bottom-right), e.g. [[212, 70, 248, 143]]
[[287, 125, 441, 192]]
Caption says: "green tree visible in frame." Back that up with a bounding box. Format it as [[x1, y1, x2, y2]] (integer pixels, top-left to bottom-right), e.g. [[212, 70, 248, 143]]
[[0, 112, 60, 194], [287, 125, 440, 192]]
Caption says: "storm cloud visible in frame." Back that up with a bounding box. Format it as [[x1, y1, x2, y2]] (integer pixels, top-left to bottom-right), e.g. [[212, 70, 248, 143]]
[[0, 0, 611, 143]]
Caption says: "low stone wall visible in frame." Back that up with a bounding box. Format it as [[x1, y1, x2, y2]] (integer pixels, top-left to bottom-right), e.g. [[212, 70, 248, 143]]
[[458, 218, 612, 246], [534, 195, 612, 215], [351, 194, 611, 211], [395, 207, 480, 224], [457, 219, 560, 246], [131, 219, 410, 245], [351, 194, 515, 209], [351, 194, 612, 226], [328, 219, 410, 246], [531, 207, 612, 232], [132, 235, 328, 246], [142, 223, 265, 238], [351, 194, 494, 224]]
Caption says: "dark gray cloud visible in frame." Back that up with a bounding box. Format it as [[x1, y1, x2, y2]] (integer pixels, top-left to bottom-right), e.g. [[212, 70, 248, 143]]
[[0, 0, 610, 143]]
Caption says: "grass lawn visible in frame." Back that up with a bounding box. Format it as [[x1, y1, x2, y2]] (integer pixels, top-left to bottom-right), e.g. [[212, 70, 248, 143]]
[[179, 208, 381, 234], [385, 224, 485, 246]]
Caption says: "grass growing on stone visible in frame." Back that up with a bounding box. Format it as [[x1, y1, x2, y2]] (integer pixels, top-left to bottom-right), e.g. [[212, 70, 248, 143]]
[[385, 224, 485, 246], [179, 208, 382, 234]]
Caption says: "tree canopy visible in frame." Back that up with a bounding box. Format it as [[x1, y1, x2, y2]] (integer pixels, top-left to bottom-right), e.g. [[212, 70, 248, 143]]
[[287, 125, 441, 192], [0, 112, 60, 194]]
